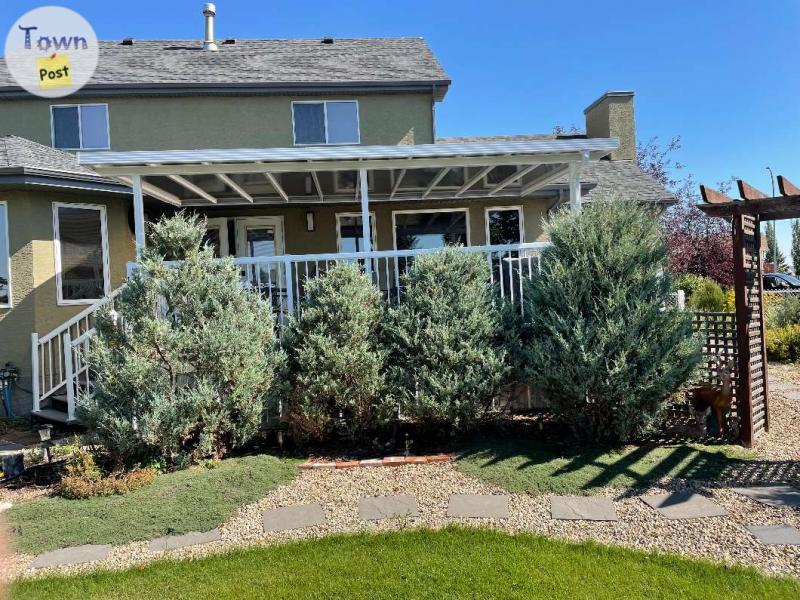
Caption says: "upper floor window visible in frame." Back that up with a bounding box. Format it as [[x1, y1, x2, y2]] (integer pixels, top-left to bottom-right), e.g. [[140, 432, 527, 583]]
[[51, 104, 110, 150], [292, 100, 360, 145]]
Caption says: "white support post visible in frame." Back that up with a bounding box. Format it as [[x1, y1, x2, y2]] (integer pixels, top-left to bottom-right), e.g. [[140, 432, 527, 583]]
[[132, 175, 146, 257], [568, 150, 589, 212], [63, 331, 75, 421], [359, 169, 371, 253], [30, 332, 40, 413]]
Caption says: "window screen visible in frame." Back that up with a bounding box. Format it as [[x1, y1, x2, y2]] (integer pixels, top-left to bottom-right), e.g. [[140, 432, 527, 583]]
[[0, 204, 9, 306], [56, 206, 106, 301], [293, 103, 326, 144], [326, 101, 359, 144], [487, 209, 522, 245]]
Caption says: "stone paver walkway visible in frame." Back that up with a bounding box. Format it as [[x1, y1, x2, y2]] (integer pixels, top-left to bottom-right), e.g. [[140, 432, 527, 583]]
[[28, 545, 112, 570], [733, 485, 800, 508], [447, 494, 509, 519], [551, 496, 618, 521], [747, 525, 800, 545], [149, 529, 222, 553], [262, 503, 326, 533], [641, 492, 729, 520], [17, 484, 800, 572], [359, 495, 418, 521]]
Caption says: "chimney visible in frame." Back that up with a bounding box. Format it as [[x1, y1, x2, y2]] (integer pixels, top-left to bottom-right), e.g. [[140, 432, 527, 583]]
[[202, 3, 218, 51], [584, 91, 635, 160]]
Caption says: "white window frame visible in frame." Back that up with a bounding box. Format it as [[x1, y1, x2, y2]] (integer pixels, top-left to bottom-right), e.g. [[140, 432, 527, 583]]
[[52, 202, 111, 306], [0, 201, 11, 308], [50, 103, 111, 150], [335, 211, 377, 253], [391, 208, 471, 250], [485, 206, 525, 245], [483, 165, 521, 188], [291, 100, 361, 146], [204, 217, 230, 257]]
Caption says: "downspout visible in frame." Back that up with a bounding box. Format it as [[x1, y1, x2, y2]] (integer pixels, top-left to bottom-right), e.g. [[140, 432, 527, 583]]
[[431, 84, 437, 142]]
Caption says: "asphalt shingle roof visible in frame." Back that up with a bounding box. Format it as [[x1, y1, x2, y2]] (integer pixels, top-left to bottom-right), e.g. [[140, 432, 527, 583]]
[[0, 135, 110, 179], [0, 38, 450, 91], [439, 134, 675, 204]]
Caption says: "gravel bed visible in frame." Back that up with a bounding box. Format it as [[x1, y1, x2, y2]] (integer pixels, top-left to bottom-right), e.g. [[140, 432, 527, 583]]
[[756, 365, 800, 462], [7, 464, 799, 582]]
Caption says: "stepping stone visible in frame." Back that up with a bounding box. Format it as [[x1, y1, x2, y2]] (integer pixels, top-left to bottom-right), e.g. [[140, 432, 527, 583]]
[[732, 485, 800, 508], [641, 492, 728, 520], [0, 501, 12, 513], [28, 544, 112, 569], [262, 503, 325, 533], [359, 495, 419, 521], [769, 382, 798, 393], [747, 525, 800, 545], [782, 390, 800, 402], [447, 494, 509, 519], [551, 496, 618, 521], [0, 440, 23, 452], [149, 529, 222, 553]]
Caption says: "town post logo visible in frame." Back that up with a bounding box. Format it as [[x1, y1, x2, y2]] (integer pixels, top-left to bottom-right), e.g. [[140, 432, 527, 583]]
[[4, 6, 99, 98]]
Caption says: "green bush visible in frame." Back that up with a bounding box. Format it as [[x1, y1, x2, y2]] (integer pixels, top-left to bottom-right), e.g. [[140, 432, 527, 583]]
[[384, 248, 509, 434], [766, 294, 800, 329], [675, 273, 707, 298], [766, 325, 800, 362], [59, 448, 156, 499], [80, 214, 282, 468], [687, 279, 727, 312], [283, 263, 391, 443], [521, 198, 701, 444]]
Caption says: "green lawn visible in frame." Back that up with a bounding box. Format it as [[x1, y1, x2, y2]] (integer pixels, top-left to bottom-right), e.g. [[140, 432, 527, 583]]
[[456, 437, 754, 494], [6, 454, 298, 554], [11, 527, 798, 600]]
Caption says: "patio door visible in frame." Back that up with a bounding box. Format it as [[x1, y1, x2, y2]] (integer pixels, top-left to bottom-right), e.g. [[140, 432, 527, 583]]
[[234, 217, 286, 301]]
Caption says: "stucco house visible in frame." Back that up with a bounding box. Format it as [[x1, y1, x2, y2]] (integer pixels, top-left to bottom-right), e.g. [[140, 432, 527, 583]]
[[0, 6, 673, 422]]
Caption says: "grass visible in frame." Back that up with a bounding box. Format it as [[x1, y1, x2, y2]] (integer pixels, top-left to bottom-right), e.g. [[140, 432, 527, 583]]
[[6, 454, 298, 554], [10, 527, 798, 600], [456, 437, 755, 494]]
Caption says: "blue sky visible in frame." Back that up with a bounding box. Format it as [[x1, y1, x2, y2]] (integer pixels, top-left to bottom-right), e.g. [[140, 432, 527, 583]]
[[3, 0, 799, 255]]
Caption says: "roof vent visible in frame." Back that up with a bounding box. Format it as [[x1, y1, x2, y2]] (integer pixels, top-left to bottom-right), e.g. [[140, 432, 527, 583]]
[[223, 38, 236, 45], [202, 3, 218, 51], [321, 37, 334, 44], [121, 38, 134, 46]]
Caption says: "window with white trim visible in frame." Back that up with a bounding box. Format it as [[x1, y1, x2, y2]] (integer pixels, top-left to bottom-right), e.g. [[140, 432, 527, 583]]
[[51, 104, 110, 150], [336, 213, 376, 253], [0, 202, 10, 307], [53, 204, 109, 304], [393, 209, 469, 250], [292, 101, 360, 145], [486, 207, 523, 245]]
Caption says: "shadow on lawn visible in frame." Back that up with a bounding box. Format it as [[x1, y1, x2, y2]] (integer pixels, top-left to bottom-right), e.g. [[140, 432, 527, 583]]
[[456, 436, 800, 493]]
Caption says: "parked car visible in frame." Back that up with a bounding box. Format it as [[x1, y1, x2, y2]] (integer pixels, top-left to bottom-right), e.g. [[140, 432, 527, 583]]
[[763, 272, 800, 290]]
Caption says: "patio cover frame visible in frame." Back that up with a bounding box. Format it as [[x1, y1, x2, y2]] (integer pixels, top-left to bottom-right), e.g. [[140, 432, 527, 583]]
[[78, 138, 619, 256]]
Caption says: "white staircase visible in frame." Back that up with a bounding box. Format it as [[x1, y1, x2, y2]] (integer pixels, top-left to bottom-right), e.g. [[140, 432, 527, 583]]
[[31, 287, 123, 423]]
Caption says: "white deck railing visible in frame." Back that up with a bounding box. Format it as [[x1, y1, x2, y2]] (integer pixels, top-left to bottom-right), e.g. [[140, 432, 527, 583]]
[[32, 243, 550, 417], [31, 287, 124, 420]]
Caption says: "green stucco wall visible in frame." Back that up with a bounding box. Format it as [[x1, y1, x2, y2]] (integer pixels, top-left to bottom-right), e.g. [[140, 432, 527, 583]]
[[0, 189, 132, 413], [0, 93, 434, 150]]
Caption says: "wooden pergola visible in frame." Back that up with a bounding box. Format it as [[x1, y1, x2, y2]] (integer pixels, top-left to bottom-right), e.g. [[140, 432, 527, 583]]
[[698, 175, 800, 446]]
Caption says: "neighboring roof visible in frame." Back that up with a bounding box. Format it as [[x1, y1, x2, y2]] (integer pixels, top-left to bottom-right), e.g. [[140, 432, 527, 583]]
[[0, 38, 451, 100], [439, 134, 674, 204], [437, 134, 556, 143], [566, 160, 675, 205], [0, 135, 125, 192]]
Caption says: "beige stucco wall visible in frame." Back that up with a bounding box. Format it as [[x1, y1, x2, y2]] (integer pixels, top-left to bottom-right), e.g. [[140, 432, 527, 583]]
[[584, 93, 635, 161], [0, 189, 133, 412], [0, 93, 434, 150]]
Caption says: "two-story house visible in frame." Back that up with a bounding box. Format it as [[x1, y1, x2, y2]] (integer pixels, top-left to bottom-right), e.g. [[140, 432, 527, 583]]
[[0, 5, 672, 420]]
